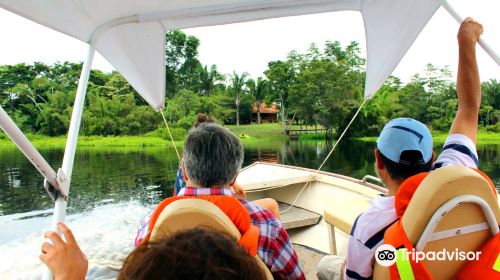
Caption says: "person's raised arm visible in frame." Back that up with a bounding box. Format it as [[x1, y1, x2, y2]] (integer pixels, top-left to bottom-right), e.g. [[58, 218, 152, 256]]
[[449, 18, 483, 145]]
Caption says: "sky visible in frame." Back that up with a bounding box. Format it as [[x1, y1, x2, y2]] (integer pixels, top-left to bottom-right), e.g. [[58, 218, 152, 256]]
[[0, 1, 498, 84]]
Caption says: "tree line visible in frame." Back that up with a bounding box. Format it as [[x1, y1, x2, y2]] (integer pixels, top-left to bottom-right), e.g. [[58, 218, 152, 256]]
[[0, 30, 498, 140]]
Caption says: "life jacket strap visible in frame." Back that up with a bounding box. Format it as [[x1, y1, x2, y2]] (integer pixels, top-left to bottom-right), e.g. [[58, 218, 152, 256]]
[[493, 252, 500, 272], [396, 248, 415, 280]]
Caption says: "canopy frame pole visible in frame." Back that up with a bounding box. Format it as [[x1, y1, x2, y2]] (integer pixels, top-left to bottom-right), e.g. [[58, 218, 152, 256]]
[[0, 106, 66, 200], [42, 44, 95, 280], [439, 0, 500, 66]]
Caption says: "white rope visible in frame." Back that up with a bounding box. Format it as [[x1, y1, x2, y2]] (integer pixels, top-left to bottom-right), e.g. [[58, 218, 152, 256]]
[[280, 97, 369, 214], [316, 97, 369, 173], [160, 109, 181, 160]]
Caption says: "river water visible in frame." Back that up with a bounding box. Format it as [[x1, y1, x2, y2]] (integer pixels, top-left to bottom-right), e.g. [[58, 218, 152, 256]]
[[0, 140, 498, 279]]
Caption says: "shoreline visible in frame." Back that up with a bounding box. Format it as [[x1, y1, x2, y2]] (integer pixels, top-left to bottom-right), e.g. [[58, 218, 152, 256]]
[[356, 131, 499, 145], [0, 126, 498, 149]]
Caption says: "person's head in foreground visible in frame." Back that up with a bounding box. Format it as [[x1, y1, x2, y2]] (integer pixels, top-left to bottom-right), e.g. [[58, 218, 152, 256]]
[[40, 224, 265, 280], [375, 117, 434, 195], [119, 227, 266, 280], [182, 122, 243, 188]]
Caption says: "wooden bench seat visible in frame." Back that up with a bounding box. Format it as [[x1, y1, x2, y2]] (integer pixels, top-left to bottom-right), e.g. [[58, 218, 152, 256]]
[[323, 196, 372, 254], [279, 202, 322, 230]]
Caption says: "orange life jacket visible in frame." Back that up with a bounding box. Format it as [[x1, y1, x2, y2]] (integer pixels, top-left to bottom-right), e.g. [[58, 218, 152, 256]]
[[383, 169, 498, 280], [458, 232, 500, 280], [142, 195, 260, 256]]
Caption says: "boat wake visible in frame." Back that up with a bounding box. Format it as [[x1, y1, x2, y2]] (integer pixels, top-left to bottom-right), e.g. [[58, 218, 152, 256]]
[[0, 201, 151, 280]]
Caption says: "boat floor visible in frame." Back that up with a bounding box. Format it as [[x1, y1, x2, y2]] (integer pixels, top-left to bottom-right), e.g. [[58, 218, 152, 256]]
[[294, 243, 327, 279], [279, 202, 322, 230]]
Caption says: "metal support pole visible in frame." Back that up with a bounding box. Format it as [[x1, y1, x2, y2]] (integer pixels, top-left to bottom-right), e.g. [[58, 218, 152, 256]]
[[439, 0, 500, 66], [42, 44, 95, 280], [0, 106, 62, 196]]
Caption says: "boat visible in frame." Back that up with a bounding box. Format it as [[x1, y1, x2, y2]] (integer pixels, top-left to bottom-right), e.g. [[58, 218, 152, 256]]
[[0, 0, 499, 279], [238, 161, 385, 278]]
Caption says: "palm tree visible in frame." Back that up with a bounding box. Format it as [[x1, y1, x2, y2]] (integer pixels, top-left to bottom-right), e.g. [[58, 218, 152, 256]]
[[198, 64, 224, 96], [246, 77, 268, 124], [230, 71, 249, 126]]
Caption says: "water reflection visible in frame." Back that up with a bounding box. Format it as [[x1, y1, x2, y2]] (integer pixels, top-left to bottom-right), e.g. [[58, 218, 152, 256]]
[[0, 140, 498, 279], [0, 140, 498, 217], [245, 140, 499, 188], [243, 140, 379, 180], [0, 147, 177, 216]]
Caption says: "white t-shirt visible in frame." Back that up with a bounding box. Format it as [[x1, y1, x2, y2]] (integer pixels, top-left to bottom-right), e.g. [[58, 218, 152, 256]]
[[344, 134, 479, 280]]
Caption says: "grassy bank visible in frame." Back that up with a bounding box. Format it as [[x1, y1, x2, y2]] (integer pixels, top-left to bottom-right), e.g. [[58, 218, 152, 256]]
[[225, 123, 288, 140], [356, 130, 500, 145], [0, 124, 288, 149], [0, 125, 498, 149], [225, 123, 289, 148], [0, 135, 183, 149]]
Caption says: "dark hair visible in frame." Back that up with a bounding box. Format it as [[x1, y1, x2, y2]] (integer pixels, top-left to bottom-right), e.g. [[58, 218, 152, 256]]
[[193, 113, 215, 127], [183, 123, 243, 188], [380, 150, 432, 181], [118, 227, 266, 280]]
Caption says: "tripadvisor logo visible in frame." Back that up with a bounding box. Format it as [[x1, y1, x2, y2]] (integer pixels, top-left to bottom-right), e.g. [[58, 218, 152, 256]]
[[375, 244, 397, 266], [375, 244, 482, 267]]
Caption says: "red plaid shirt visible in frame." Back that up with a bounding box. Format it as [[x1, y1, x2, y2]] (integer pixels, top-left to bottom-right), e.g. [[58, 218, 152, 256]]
[[136, 187, 305, 280]]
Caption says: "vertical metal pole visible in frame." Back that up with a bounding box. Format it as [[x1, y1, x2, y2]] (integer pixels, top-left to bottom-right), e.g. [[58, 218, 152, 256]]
[[439, 0, 500, 66], [61, 44, 95, 179], [42, 44, 95, 280]]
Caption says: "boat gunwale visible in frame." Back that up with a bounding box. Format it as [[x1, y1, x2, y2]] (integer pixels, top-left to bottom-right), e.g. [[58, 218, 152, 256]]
[[241, 161, 387, 194]]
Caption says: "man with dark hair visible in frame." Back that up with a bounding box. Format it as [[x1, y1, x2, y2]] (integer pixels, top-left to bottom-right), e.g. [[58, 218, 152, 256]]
[[137, 122, 305, 279], [318, 18, 484, 280]]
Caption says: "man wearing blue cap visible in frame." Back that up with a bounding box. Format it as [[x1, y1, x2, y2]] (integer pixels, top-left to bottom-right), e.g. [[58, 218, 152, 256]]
[[318, 18, 484, 280]]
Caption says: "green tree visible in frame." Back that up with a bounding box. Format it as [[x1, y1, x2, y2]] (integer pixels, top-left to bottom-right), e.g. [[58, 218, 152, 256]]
[[287, 41, 364, 138], [165, 89, 201, 123], [198, 64, 225, 96], [200, 94, 235, 124], [0, 36, 496, 138], [37, 90, 73, 136], [0, 64, 41, 114], [165, 30, 201, 97], [350, 76, 402, 137], [229, 71, 248, 125], [482, 79, 500, 109], [265, 60, 296, 132], [481, 79, 500, 126], [290, 59, 362, 138], [246, 77, 269, 124]]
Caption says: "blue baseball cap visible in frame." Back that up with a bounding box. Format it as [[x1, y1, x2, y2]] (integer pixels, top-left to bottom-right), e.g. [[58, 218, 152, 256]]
[[376, 118, 433, 164]]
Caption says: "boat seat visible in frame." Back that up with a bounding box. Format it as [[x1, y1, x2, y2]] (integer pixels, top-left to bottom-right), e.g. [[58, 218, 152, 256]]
[[149, 198, 273, 280], [374, 166, 500, 280], [324, 195, 372, 254], [279, 202, 322, 229]]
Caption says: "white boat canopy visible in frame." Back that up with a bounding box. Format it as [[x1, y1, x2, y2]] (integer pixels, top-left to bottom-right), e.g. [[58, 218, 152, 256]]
[[0, 0, 444, 104], [0, 2, 498, 279]]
